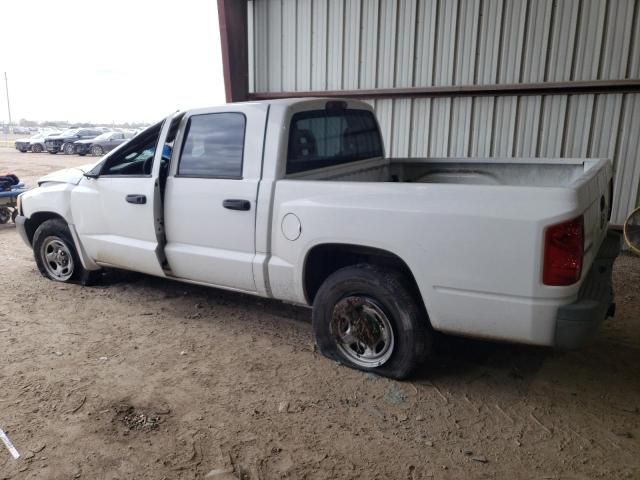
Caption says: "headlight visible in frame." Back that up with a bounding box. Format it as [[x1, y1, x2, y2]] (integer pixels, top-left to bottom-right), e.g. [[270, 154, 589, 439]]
[[16, 193, 22, 215]]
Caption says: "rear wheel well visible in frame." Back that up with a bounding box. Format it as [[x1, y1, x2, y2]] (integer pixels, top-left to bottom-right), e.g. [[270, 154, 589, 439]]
[[303, 244, 425, 309], [24, 212, 67, 245]]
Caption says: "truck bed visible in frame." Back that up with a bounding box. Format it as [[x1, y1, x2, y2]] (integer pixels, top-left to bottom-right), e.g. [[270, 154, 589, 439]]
[[288, 156, 602, 188]]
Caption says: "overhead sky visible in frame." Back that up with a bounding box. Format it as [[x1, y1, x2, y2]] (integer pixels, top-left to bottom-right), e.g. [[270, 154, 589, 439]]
[[0, 0, 225, 124]]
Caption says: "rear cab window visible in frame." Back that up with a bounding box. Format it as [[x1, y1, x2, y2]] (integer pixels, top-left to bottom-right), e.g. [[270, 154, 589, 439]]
[[286, 107, 383, 174]]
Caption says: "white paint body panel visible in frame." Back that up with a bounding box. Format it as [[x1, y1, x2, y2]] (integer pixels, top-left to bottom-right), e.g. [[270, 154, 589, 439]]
[[71, 177, 165, 277], [18, 98, 614, 347], [163, 176, 259, 291]]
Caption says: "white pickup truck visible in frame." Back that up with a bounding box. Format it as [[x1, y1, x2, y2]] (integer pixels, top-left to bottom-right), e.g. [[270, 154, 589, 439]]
[[16, 98, 620, 379]]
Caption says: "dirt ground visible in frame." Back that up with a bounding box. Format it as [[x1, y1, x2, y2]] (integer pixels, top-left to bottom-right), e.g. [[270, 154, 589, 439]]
[[1, 148, 639, 480]]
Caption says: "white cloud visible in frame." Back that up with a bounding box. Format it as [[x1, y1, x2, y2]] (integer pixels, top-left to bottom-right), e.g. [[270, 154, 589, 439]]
[[0, 0, 226, 124]]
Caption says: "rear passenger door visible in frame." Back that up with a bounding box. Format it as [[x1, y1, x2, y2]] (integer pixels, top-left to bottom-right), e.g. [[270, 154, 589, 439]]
[[162, 104, 269, 292]]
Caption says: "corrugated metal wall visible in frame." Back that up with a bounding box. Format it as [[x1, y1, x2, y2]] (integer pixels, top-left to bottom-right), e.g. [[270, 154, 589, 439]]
[[248, 0, 640, 223]]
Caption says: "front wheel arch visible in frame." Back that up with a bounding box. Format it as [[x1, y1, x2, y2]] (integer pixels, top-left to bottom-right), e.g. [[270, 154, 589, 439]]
[[23, 212, 68, 245]]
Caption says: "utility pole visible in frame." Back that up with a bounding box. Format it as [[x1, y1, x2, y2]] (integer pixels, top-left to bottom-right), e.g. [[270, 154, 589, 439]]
[[4, 72, 13, 133]]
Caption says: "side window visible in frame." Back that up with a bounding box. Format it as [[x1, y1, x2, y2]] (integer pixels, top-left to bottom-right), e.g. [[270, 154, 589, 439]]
[[286, 109, 383, 174], [100, 124, 161, 176], [178, 113, 245, 178]]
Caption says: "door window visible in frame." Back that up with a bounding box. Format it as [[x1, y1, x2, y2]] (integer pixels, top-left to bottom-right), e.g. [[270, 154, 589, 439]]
[[98, 123, 162, 176], [178, 113, 245, 179]]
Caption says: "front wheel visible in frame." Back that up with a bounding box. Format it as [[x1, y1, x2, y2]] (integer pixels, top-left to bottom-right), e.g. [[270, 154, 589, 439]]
[[33, 219, 100, 285], [312, 264, 431, 379]]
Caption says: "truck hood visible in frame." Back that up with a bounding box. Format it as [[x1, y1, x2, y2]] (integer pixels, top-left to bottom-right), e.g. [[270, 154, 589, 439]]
[[38, 163, 98, 186]]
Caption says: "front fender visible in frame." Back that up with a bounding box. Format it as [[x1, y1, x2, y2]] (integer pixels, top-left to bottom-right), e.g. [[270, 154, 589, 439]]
[[20, 184, 100, 271], [21, 182, 76, 223]]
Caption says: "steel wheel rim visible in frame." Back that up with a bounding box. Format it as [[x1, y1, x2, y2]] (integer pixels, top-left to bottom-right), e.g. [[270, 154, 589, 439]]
[[64, 144, 74, 154], [40, 237, 74, 281], [331, 296, 395, 368], [92, 146, 102, 156]]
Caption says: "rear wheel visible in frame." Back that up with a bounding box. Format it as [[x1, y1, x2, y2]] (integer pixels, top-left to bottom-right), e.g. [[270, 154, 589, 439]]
[[33, 218, 100, 285], [312, 264, 431, 379], [31, 143, 43, 153], [91, 145, 104, 156]]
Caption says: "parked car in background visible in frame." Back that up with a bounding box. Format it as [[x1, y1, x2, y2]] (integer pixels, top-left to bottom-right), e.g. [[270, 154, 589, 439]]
[[12, 126, 33, 135], [14, 131, 60, 153], [45, 128, 102, 154], [74, 131, 133, 156]]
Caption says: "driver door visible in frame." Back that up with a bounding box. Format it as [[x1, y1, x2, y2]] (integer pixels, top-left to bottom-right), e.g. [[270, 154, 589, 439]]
[[70, 117, 173, 276]]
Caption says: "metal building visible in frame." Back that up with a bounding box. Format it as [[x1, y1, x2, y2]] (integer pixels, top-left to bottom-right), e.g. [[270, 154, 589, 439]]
[[217, 0, 640, 223]]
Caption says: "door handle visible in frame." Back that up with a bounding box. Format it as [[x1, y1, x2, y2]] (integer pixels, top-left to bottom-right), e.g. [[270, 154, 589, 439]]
[[126, 194, 147, 204], [222, 199, 251, 211]]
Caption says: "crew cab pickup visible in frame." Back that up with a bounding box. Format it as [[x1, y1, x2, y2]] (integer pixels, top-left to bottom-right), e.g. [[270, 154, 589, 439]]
[[16, 98, 620, 379]]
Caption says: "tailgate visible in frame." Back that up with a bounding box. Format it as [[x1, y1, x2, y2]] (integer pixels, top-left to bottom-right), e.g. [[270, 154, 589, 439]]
[[577, 159, 613, 271]]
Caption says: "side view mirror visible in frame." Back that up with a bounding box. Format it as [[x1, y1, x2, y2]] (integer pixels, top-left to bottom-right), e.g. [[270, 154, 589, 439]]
[[624, 207, 640, 255], [83, 161, 104, 179]]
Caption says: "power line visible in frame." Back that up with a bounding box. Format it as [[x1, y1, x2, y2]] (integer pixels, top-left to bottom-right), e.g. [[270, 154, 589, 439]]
[[4, 72, 12, 132]]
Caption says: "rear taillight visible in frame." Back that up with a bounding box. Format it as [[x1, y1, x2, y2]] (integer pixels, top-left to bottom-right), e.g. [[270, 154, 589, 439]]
[[543, 216, 584, 286]]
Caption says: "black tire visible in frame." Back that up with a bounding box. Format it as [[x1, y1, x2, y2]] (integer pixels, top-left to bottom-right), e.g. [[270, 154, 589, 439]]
[[18, 149, 27, 153], [78, 152, 86, 156], [63, 143, 76, 155], [91, 145, 104, 156], [0, 207, 10, 224], [32, 218, 101, 285], [31, 143, 43, 153], [48, 151, 57, 155], [312, 264, 431, 379]]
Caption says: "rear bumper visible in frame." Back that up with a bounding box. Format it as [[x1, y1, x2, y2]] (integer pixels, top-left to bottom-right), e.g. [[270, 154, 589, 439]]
[[554, 230, 621, 349]]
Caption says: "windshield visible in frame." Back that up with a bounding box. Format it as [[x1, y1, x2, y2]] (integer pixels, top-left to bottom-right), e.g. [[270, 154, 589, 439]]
[[58, 129, 79, 136]]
